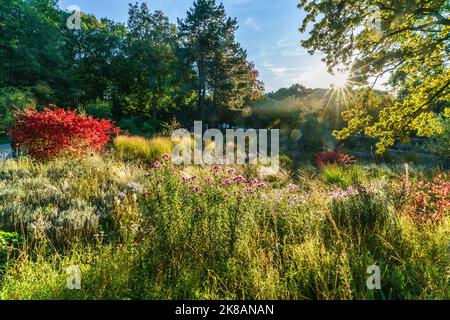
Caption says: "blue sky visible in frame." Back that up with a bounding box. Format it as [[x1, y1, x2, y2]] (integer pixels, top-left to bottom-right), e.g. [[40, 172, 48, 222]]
[[59, 0, 345, 92]]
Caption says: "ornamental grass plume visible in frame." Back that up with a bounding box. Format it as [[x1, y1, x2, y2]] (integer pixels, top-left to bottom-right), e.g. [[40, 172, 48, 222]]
[[10, 107, 119, 160]]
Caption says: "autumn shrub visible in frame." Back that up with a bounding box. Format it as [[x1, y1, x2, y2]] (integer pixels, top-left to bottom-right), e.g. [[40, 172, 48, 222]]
[[9, 107, 119, 160], [412, 174, 450, 223], [314, 149, 356, 167]]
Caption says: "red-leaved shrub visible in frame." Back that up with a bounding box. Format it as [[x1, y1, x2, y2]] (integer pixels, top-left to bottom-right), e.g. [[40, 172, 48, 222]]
[[314, 150, 357, 167], [412, 174, 450, 223], [9, 107, 119, 160]]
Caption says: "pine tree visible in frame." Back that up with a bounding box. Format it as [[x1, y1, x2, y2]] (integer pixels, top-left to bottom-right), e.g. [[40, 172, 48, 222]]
[[178, 0, 263, 121]]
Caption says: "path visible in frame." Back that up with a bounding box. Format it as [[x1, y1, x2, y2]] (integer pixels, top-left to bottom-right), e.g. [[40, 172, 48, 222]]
[[0, 144, 13, 161]]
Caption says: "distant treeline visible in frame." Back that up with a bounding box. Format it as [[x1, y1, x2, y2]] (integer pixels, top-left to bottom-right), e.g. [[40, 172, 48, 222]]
[[0, 0, 264, 128]]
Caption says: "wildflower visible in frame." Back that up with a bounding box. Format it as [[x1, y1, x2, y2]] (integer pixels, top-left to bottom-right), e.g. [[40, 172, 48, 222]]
[[233, 175, 246, 183], [152, 161, 162, 169], [248, 178, 258, 186], [212, 164, 221, 173], [192, 185, 201, 192], [204, 177, 213, 184], [227, 168, 236, 175], [222, 179, 235, 187], [256, 182, 268, 189], [127, 182, 143, 193], [181, 176, 190, 182], [162, 153, 172, 161], [190, 176, 198, 182], [245, 187, 254, 193]]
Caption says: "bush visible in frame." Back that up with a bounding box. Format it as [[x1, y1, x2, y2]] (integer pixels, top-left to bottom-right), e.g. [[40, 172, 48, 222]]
[[279, 154, 294, 171], [119, 117, 139, 134], [314, 150, 356, 167], [328, 188, 393, 240], [321, 165, 366, 188], [113, 135, 172, 163], [119, 117, 161, 136], [412, 174, 450, 223], [9, 107, 119, 160], [423, 116, 450, 161], [81, 100, 112, 120], [0, 231, 20, 267], [0, 87, 36, 132]]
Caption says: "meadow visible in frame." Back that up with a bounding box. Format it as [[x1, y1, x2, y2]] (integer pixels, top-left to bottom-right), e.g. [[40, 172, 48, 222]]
[[0, 138, 448, 299]]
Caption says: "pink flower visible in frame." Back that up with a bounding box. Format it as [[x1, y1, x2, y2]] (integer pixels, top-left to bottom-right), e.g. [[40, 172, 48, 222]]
[[204, 177, 213, 184], [248, 178, 258, 186], [190, 176, 198, 181], [227, 168, 236, 175], [222, 179, 235, 187], [162, 153, 172, 161], [192, 185, 201, 192], [181, 176, 190, 182], [212, 165, 221, 173], [152, 161, 162, 169], [245, 187, 254, 193], [233, 175, 246, 183], [256, 182, 268, 189]]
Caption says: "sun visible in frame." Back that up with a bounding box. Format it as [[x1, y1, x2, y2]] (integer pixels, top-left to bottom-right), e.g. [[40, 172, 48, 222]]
[[330, 71, 350, 89]]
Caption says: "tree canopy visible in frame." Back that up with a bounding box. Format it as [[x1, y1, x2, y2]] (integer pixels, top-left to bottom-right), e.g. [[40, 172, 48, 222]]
[[299, 0, 450, 153], [0, 0, 263, 126]]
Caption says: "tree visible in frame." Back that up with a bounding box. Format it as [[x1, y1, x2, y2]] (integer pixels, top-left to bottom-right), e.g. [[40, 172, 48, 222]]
[[113, 3, 180, 121], [0, 87, 36, 132], [178, 0, 263, 120], [62, 13, 127, 108], [299, 0, 450, 153], [0, 0, 70, 105], [267, 84, 313, 101]]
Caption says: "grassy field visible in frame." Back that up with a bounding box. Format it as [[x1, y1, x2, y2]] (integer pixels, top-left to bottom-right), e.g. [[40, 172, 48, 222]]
[[0, 153, 448, 300]]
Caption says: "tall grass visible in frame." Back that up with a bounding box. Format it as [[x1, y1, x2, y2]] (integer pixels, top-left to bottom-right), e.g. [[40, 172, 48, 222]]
[[113, 135, 172, 163], [0, 156, 448, 299]]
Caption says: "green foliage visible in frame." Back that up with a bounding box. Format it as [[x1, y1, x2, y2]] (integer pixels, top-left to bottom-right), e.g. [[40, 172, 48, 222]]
[[328, 189, 394, 240], [178, 0, 264, 118], [0, 87, 36, 132], [267, 84, 313, 101], [279, 154, 294, 171], [320, 165, 366, 188], [299, 0, 450, 153], [0, 0, 70, 105], [81, 100, 113, 119], [0, 157, 448, 299], [423, 116, 450, 161], [0, 231, 20, 267]]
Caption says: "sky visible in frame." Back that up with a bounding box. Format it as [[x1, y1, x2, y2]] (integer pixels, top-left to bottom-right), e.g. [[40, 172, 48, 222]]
[[59, 0, 348, 92]]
